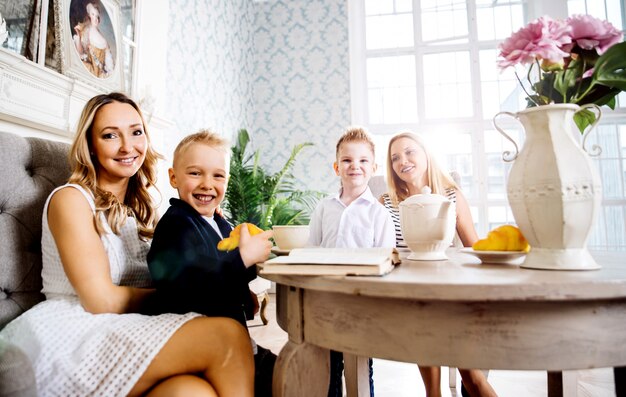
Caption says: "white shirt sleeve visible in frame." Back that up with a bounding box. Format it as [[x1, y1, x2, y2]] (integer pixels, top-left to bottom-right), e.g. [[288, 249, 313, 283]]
[[306, 202, 324, 247], [374, 205, 397, 248]]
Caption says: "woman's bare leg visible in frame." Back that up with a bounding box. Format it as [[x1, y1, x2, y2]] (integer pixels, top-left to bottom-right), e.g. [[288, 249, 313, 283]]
[[418, 365, 442, 397], [146, 375, 217, 397], [129, 317, 254, 397], [458, 369, 498, 397]]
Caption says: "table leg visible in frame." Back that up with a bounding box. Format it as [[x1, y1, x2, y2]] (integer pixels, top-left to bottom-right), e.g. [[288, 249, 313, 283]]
[[547, 371, 577, 397], [344, 353, 371, 397], [615, 366, 625, 396], [272, 340, 330, 397], [259, 291, 270, 325]]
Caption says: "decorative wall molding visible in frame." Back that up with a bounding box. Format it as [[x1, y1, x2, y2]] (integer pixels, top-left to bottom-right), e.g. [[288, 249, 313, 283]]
[[0, 48, 101, 138], [0, 48, 174, 209]]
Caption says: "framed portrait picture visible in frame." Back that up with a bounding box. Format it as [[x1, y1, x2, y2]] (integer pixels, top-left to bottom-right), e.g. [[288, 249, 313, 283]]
[[52, 0, 123, 92]]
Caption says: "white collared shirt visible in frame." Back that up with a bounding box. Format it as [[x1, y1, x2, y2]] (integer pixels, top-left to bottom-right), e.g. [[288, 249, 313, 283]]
[[202, 215, 223, 239], [307, 186, 396, 248]]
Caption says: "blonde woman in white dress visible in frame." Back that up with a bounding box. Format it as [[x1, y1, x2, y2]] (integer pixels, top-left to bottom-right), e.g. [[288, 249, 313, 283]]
[[0, 92, 254, 397]]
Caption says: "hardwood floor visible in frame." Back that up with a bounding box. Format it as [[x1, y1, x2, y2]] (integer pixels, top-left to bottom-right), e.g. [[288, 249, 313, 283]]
[[248, 293, 616, 396]]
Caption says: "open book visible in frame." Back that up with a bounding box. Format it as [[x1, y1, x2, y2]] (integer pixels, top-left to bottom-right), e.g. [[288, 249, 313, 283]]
[[260, 247, 400, 276]]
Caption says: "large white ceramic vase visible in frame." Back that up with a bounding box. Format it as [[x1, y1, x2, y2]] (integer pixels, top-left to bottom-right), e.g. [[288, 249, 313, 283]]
[[493, 104, 602, 270]]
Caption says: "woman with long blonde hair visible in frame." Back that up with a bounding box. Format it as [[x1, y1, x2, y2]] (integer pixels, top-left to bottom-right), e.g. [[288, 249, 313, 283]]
[[382, 131, 476, 248], [380, 131, 496, 397], [0, 92, 254, 397]]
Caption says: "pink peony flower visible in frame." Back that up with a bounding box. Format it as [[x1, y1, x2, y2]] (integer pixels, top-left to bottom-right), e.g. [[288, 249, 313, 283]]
[[497, 16, 572, 69], [496, 14, 626, 116], [566, 15, 623, 54]]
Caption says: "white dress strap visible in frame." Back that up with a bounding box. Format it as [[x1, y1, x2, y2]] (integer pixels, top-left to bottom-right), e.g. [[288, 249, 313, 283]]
[[45, 183, 96, 213]]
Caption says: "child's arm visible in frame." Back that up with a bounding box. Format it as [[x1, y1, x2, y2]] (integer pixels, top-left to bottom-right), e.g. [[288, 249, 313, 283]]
[[238, 225, 273, 267], [375, 205, 397, 248], [306, 201, 324, 246], [147, 215, 253, 322]]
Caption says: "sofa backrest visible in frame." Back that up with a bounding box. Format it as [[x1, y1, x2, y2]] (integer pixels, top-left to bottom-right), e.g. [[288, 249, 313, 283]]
[[0, 132, 70, 329]]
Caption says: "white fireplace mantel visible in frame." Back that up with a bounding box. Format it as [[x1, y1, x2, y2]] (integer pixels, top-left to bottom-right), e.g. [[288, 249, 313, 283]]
[[0, 47, 175, 211], [0, 48, 103, 141], [0, 47, 172, 145]]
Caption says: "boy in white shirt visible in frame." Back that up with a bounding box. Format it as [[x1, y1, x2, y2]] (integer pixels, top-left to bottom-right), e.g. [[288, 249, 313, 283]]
[[307, 127, 395, 397]]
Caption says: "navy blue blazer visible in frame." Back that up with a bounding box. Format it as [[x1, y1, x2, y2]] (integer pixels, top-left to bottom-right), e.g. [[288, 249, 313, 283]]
[[147, 198, 257, 325]]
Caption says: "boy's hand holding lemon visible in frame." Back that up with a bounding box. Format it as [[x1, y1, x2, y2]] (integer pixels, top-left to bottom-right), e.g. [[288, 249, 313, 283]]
[[217, 223, 273, 268], [217, 223, 265, 251]]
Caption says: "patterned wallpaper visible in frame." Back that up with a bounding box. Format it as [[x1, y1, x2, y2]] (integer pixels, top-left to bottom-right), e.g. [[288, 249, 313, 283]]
[[252, 0, 351, 193], [166, 0, 256, 143], [166, 0, 350, 193]]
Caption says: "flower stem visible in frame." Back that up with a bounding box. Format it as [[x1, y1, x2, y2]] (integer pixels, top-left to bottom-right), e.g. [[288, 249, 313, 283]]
[[519, 68, 539, 106], [572, 58, 587, 104], [574, 81, 596, 104]]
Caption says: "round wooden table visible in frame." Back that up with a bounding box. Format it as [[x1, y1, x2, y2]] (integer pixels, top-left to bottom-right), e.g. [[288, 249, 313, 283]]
[[262, 250, 626, 397]]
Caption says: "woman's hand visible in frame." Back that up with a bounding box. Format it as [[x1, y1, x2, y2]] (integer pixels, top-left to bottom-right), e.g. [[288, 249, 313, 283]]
[[214, 205, 224, 217]]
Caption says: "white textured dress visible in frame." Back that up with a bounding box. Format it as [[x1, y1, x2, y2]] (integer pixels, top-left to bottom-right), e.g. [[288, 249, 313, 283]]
[[0, 184, 200, 396]]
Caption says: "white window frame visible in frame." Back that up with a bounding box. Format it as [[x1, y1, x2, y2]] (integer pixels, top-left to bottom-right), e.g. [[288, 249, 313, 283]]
[[348, 0, 626, 247]]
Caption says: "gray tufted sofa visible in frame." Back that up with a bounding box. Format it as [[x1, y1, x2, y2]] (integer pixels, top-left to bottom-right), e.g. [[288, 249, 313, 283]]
[[0, 131, 71, 396]]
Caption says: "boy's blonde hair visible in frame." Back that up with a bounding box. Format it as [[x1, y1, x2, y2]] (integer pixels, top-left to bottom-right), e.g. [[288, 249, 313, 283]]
[[335, 126, 376, 158], [173, 129, 230, 168], [385, 131, 458, 206]]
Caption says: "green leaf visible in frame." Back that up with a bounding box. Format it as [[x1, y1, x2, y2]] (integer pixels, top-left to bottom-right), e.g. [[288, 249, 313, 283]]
[[223, 129, 322, 229], [573, 109, 597, 134], [583, 87, 620, 107], [607, 96, 616, 110], [593, 41, 626, 91], [553, 61, 580, 101]]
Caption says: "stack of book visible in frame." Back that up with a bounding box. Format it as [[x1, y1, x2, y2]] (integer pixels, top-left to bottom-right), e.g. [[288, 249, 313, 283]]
[[260, 247, 399, 276]]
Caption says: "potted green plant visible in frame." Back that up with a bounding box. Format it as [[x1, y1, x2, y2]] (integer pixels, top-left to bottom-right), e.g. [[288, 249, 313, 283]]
[[223, 129, 321, 230]]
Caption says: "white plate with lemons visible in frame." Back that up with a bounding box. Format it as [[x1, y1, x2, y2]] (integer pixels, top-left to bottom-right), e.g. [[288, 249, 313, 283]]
[[459, 248, 527, 265]]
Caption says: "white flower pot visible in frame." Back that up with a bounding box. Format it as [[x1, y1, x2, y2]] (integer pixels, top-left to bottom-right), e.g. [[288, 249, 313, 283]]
[[493, 104, 602, 270]]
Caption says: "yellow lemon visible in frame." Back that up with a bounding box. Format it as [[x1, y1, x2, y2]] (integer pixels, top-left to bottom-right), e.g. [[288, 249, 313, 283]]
[[473, 225, 530, 252], [217, 223, 265, 251]]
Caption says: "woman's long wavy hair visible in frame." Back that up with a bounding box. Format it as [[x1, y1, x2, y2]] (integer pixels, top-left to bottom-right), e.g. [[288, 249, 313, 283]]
[[68, 92, 162, 239], [385, 131, 458, 206]]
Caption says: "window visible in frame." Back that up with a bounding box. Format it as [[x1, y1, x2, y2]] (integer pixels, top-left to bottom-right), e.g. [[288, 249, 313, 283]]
[[120, 0, 138, 94], [350, 0, 626, 249]]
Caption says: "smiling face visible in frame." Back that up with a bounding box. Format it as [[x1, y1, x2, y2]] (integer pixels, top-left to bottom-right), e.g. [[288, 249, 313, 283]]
[[333, 141, 377, 191], [90, 101, 147, 185], [169, 143, 229, 217], [389, 136, 429, 185]]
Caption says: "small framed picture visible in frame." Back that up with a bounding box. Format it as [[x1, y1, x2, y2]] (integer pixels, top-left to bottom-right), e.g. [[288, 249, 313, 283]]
[[52, 0, 123, 92]]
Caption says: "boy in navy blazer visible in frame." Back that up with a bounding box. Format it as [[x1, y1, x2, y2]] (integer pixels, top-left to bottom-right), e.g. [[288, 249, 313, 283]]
[[147, 129, 275, 396]]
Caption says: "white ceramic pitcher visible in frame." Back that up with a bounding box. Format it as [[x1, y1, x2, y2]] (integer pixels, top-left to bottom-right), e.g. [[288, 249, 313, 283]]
[[493, 104, 602, 270], [399, 186, 456, 260]]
